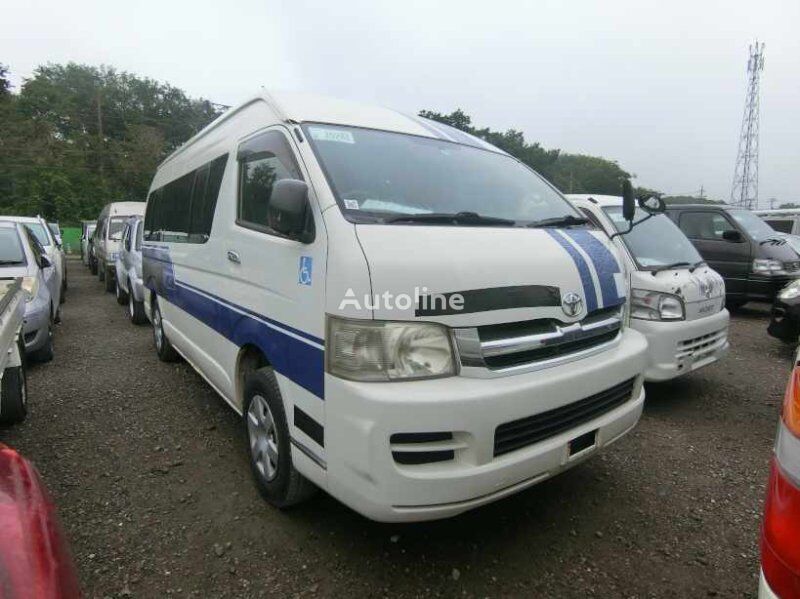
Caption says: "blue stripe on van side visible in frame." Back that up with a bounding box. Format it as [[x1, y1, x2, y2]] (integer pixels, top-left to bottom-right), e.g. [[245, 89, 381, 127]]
[[143, 247, 324, 399], [545, 229, 598, 312], [562, 230, 625, 308]]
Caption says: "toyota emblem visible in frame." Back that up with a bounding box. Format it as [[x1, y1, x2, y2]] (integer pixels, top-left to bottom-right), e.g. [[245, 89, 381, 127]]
[[562, 292, 583, 317]]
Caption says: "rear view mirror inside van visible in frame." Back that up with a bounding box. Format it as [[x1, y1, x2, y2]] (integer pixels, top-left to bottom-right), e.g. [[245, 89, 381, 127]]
[[268, 179, 314, 243]]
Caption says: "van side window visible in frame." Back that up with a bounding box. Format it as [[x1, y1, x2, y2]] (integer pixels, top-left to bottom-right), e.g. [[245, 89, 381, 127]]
[[678, 212, 734, 240], [144, 153, 228, 243], [237, 130, 303, 233], [135, 221, 143, 251], [765, 219, 792, 234], [123, 224, 131, 251]]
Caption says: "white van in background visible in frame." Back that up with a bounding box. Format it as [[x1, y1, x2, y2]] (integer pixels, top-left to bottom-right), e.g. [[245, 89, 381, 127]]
[[142, 91, 650, 522], [568, 195, 729, 381], [94, 201, 146, 292], [754, 209, 800, 236]]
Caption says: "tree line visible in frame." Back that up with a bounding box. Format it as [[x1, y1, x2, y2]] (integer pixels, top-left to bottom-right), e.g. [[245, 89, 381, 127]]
[[0, 63, 222, 224], [1, 61, 714, 225]]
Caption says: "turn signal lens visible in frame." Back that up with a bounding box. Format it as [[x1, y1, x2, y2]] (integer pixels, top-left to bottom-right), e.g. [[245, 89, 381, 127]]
[[784, 367, 800, 437]]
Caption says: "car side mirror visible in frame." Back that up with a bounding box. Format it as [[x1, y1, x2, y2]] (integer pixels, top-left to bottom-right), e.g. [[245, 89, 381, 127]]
[[39, 255, 52, 269], [638, 196, 666, 214], [622, 180, 635, 222], [722, 229, 743, 242], [268, 179, 314, 243]]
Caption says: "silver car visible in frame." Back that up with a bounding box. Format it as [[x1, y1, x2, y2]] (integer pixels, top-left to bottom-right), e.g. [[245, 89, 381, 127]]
[[0, 215, 67, 304], [114, 216, 147, 324], [0, 222, 59, 361]]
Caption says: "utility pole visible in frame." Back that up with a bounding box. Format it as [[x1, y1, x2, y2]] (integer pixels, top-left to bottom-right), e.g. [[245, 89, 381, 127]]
[[730, 41, 765, 210], [96, 88, 104, 179], [698, 185, 706, 201]]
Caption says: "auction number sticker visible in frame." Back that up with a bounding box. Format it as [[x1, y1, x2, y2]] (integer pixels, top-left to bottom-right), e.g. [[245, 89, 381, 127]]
[[309, 127, 355, 144]]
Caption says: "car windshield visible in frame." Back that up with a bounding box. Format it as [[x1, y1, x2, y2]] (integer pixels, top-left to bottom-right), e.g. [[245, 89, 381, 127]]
[[0, 228, 26, 265], [109, 217, 127, 240], [604, 206, 702, 269], [303, 124, 578, 225], [26, 223, 51, 247], [730, 209, 777, 241]]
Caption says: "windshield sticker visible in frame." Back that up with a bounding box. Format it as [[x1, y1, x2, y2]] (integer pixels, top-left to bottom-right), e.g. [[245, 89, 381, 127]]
[[309, 127, 355, 144], [360, 200, 432, 215], [343, 199, 360, 210]]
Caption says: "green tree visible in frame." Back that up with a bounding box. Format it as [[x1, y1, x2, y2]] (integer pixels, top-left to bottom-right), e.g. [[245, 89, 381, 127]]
[[779, 202, 800, 209]]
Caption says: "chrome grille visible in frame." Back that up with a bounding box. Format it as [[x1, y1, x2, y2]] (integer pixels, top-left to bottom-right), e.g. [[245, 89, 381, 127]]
[[455, 306, 623, 373]]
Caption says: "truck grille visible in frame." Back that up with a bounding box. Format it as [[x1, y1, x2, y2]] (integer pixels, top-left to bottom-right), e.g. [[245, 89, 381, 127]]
[[455, 306, 623, 372], [494, 378, 636, 457]]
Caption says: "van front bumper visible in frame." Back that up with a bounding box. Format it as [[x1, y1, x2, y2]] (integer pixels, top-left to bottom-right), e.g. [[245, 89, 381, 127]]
[[323, 328, 648, 522], [632, 308, 730, 382]]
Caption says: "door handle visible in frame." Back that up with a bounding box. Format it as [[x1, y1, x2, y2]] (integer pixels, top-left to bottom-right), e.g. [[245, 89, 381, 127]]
[[227, 250, 241, 264]]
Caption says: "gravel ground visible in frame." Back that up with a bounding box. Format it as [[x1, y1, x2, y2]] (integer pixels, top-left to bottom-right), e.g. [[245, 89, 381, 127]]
[[1, 259, 793, 598]]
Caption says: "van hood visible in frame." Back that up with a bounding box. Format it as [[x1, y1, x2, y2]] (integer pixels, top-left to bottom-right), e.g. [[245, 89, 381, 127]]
[[354, 225, 626, 327], [758, 235, 800, 263], [630, 265, 726, 322]]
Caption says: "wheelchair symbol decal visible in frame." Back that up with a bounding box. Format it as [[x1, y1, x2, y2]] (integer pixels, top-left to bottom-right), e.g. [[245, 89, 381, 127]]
[[299, 256, 313, 286]]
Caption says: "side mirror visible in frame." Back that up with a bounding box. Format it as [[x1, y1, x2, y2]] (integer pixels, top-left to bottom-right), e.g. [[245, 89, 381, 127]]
[[722, 229, 743, 242], [268, 179, 314, 243], [621, 180, 635, 221], [638, 196, 666, 214], [39, 255, 52, 269]]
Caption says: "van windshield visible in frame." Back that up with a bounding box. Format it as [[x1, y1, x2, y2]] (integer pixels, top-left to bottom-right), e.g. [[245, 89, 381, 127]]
[[729, 209, 778, 241], [303, 124, 578, 225], [604, 206, 702, 269], [0, 228, 25, 265], [108, 217, 127, 240]]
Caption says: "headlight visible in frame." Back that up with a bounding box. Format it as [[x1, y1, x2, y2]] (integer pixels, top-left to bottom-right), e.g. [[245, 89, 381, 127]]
[[780, 280, 800, 300], [630, 289, 685, 321], [326, 316, 456, 381], [21, 276, 39, 302], [753, 259, 787, 275]]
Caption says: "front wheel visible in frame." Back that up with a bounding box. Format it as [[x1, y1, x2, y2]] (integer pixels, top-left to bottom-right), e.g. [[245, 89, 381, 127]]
[[243, 368, 316, 509], [115, 277, 128, 305], [30, 320, 54, 363], [98, 262, 105, 281], [152, 298, 179, 362], [128, 284, 147, 325], [0, 363, 27, 425]]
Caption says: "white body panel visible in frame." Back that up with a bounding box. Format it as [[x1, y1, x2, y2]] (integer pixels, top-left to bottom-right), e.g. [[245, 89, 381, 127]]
[[141, 92, 650, 521], [95, 202, 146, 276], [568, 195, 730, 381]]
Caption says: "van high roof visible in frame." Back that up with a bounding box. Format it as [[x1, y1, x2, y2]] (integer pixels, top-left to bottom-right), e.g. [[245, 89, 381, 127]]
[[160, 90, 505, 168]]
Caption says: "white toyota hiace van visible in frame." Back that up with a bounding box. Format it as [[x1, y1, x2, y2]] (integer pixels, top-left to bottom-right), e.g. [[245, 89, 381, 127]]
[[568, 195, 729, 381], [95, 201, 146, 292], [142, 91, 648, 522]]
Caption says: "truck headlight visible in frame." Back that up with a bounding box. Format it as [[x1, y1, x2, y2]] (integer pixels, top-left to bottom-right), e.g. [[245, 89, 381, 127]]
[[21, 276, 39, 302], [780, 280, 800, 300], [326, 316, 456, 381], [753, 259, 787, 275], [630, 289, 685, 321]]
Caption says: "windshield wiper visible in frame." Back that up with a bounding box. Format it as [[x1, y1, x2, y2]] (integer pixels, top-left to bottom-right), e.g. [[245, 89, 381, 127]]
[[383, 211, 515, 226], [525, 215, 588, 229], [649, 260, 705, 275], [0, 260, 23, 266]]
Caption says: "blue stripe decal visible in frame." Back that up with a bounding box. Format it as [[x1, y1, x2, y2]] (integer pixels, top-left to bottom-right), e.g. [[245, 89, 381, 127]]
[[143, 248, 324, 399], [545, 230, 598, 312], [562, 230, 624, 308]]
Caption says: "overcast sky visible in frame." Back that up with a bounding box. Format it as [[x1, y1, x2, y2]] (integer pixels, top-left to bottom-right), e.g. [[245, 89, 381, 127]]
[[4, 0, 799, 205]]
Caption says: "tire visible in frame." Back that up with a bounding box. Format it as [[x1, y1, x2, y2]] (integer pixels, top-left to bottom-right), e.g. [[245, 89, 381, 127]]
[[243, 367, 316, 509], [89, 257, 98, 275], [98, 262, 105, 281], [115, 277, 128, 305], [128, 282, 147, 325], [726, 299, 747, 312], [30, 320, 54, 363], [152, 297, 179, 362], [104, 267, 115, 293], [0, 363, 27, 425]]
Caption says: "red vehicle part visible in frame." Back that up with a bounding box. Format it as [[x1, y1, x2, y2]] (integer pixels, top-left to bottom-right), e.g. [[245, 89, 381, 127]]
[[0, 443, 80, 598], [760, 365, 800, 598]]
